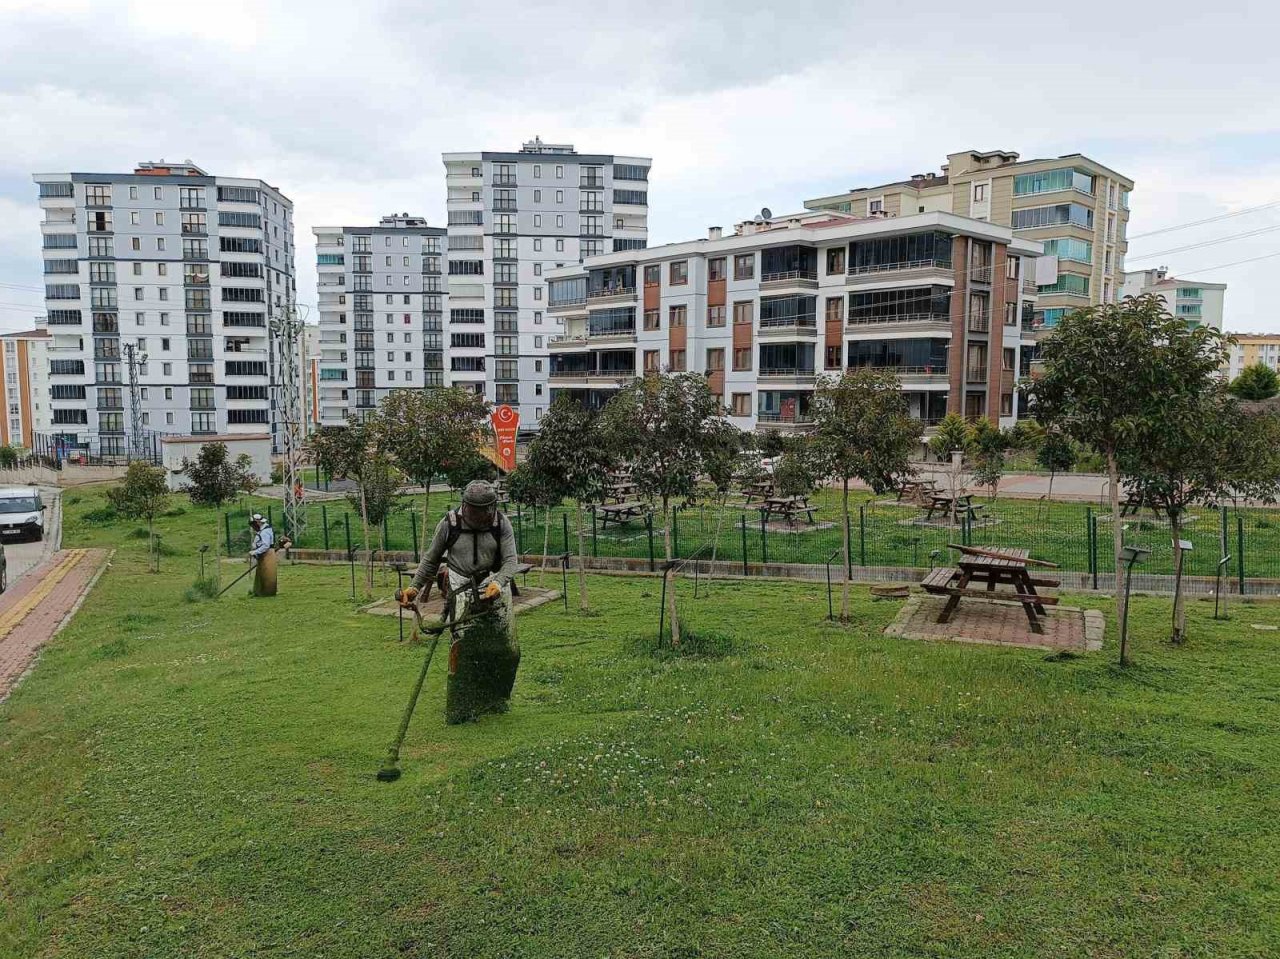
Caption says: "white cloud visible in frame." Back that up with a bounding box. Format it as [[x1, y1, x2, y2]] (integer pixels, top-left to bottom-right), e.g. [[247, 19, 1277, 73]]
[[0, 0, 1277, 330]]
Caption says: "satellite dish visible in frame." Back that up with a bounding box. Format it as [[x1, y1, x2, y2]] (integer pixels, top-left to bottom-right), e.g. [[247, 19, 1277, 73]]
[[761, 207, 772, 220]]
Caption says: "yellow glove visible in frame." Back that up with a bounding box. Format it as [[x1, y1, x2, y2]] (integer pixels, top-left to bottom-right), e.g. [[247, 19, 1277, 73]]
[[396, 586, 418, 608], [481, 581, 501, 601]]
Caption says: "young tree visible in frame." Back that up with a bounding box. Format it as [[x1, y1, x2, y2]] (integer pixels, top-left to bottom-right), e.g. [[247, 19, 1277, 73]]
[[1123, 389, 1280, 644], [701, 418, 746, 571], [504, 462, 565, 585], [927, 412, 973, 523], [601, 373, 724, 643], [811, 369, 921, 621], [1035, 430, 1077, 519], [1030, 294, 1226, 644], [376, 387, 490, 539], [968, 418, 1008, 502], [351, 451, 404, 574], [1228, 362, 1280, 401], [107, 461, 170, 572], [306, 418, 386, 594], [180, 442, 259, 507], [525, 395, 612, 610]]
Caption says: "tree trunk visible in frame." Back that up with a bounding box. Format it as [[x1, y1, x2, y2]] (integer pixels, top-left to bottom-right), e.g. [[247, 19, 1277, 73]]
[[663, 496, 680, 645], [576, 502, 589, 611], [706, 493, 727, 589], [360, 483, 373, 595], [538, 507, 551, 587], [1170, 509, 1187, 645], [1108, 450, 1125, 658], [1044, 470, 1056, 523], [840, 479, 852, 622], [420, 479, 433, 546]]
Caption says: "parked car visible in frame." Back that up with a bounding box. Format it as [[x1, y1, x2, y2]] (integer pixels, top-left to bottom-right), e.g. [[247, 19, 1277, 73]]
[[0, 487, 45, 542]]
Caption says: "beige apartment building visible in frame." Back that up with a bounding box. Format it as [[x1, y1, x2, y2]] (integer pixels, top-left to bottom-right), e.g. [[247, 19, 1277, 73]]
[[0, 327, 52, 449], [807, 150, 1133, 336], [1226, 333, 1280, 379]]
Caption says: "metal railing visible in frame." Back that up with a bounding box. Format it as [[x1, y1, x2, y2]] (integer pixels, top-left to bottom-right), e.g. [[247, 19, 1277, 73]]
[[756, 411, 814, 424], [760, 315, 818, 330], [847, 312, 950, 327], [968, 313, 991, 333], [970, 264, 993, 283], [761, 269, 818, 283], [759, 368, 817, 378], [587, 286, 636, 299], [847, 258, 950, 277], [966, 366, 989, 383]]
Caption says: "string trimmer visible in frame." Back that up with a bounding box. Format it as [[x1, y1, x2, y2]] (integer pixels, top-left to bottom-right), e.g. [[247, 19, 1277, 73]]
[[376, 576, 492, 782]]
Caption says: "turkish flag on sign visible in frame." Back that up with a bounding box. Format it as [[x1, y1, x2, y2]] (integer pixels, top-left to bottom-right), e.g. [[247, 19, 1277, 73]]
[[491, 405, 519, 472]]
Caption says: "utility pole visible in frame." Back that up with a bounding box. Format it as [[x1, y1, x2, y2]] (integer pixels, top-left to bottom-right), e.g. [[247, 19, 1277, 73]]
[[270, 305, 307, 542], [122, 342, 148, 460]]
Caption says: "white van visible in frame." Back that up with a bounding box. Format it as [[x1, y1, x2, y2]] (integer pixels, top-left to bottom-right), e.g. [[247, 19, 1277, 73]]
[[0, 487, 45, 541]]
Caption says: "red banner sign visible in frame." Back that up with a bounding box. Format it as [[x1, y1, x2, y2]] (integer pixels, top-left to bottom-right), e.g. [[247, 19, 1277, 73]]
[[491, 405, 519, 472]]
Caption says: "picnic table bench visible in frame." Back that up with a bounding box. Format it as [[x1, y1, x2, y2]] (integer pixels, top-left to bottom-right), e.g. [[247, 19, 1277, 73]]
[[593, 500, 648, 530], [757, 495, 817, 526], [602, 482, 638, 504], [897, 479, 939, 503], [921, 493, 985, 524], [742, 479, 775, 503], [1120, 489, 1165, 518], [919, 545, 1061, 634]]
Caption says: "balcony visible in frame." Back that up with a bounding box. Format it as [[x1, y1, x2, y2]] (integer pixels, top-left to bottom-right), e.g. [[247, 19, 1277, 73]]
[[493, 173, 517, 186], [548, 334, 589, 350], [756, 411, 813, 427], [492, 201, 518, 212], [759, 315, 818, 337], [181, 222, 208, 235], [847, 312, 950, 331], [969, 264, 993, 284], [580, 204, 604, 214], [968, 312, 991, 334], [846, 259, 952, 286], [758, 368, 817, 383], [966, 365, 989, 384], [1022, 276, 1038, 295], [586, 286, 636, 305], [580, 177, 605, 189], [96, 400, 123, 411], [548, 368, 637, 385], [760, 269, 819, 292]]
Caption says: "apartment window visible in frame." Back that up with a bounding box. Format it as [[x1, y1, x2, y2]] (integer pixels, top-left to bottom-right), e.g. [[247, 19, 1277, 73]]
[[130, 211, 140, 225], [533, 238, 542, 252], [534, 214, 542, 227], [1004, 302, 1018, 326], [826, 248, 845, 275], [669, 261, 688, 285], [825, 345, 842, 370], [85, 184, 111, 205], [132, 237, 141, 250], [868, 198, 883, 214], [1002, 347, 1016, 372], [159, 312, 169, 326], [1013, 168, 1095, 197], [555, 239, 564, 252], [707, 305, 726, 327], [706, 347, 725, 371], [733, 254, 754, 280], [156, 238, 165, 251], [973, 183, 987, 202], [733, 347, 751, 372], [557, 215, 565, 229], [825, 297, 844, 324], [731, 393, 751, 416], [644, 264, 660, 286], [128, 186, 138, 200], [556, 190, 563, 203], [733, 301, 753, 326], [669, 305, 687, 327], [643, 309, 660, 331], [1011, 204, 1093, 231], [153, 211, 164, 226], [555, 165, 563, 178], [708, 257, 726, 281], [534, 312, 543, 324], [533, 164, 541, 178], [669, 349, 686, 371]]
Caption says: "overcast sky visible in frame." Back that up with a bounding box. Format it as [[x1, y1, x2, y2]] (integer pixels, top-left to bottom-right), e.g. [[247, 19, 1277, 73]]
[[1, 0, 1276, 333]]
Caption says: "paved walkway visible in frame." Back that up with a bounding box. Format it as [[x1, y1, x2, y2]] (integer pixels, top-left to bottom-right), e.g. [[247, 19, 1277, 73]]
[[0, 548, 111, 700]]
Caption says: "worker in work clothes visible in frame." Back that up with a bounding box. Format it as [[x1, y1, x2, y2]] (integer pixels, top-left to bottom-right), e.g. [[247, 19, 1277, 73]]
[[249, 513, 278, 597], [398, 481, 520, 724]]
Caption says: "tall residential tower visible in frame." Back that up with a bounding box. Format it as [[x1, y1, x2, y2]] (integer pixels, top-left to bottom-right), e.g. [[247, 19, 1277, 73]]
[[313, 214, 446, 425], [34, 160, 296, 454], [442, 140, 650, 427]]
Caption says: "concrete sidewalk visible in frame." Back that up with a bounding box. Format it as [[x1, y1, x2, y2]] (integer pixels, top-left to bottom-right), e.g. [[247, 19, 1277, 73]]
[[0, 548, 111, 700]]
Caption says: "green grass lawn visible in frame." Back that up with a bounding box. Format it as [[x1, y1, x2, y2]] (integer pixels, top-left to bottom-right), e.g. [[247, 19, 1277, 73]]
[[3, 487, 1279, 956]]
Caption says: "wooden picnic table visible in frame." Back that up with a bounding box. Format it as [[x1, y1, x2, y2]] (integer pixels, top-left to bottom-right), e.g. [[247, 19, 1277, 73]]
[[757, 495, 817, 526], [742, 479, 775, 503], [897, 478, 939, 503], [593, 500, 647, 530], [603, 481, 638, 504], [921, 492, 984, 523], [919, 545, 1061, 634], [1120, 488, 1165, 518]]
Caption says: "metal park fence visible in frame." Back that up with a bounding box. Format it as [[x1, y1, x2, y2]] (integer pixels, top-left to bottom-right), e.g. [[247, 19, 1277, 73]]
[[225, 493, 1280, 591]]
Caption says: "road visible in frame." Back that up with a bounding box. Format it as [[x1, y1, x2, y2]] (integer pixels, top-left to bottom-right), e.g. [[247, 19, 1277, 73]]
[[3, 487, 61, 590]]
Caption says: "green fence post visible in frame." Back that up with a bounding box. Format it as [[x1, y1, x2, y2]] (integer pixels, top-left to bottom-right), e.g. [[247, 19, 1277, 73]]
[[267, 504, 273, 530], [591, 507, 598, 557], [672, 508, 680, 558], [562, 513, 570, 555], [322, 504, 329, 551], [858, 504, 867, 567], [1237, 514, 1245, 594], [845, 513, 852, 576], [224, 512, 232, 554], [515, 504, 523, 553], [411, 514, 420, 561], [383, 514, 390, 553], [1220, 505, 1228, 560], [344, 512, 352, 557], [647, 513, 656, 572], [761, 512, 768, 566], [740, 514, 749, 575]]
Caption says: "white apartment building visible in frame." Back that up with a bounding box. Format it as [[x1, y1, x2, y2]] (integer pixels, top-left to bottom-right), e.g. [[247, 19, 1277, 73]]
[[0, 326, 52, 448], [442, 140, 650, 426], [1121, 267, 1225, 331], [313, 214, 446, 424], [547, 210, 1042, 429], [33, 159, 296, 455]]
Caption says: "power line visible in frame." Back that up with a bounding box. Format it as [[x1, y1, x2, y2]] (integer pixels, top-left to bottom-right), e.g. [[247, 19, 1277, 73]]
[[1171, 249, 1280, 277], [1126, 222, 1280, 262], [1128, 199, 1280, 241]]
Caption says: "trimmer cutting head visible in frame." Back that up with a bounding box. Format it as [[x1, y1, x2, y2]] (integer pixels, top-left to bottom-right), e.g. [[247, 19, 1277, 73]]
[[376, 766, 402, 783]]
